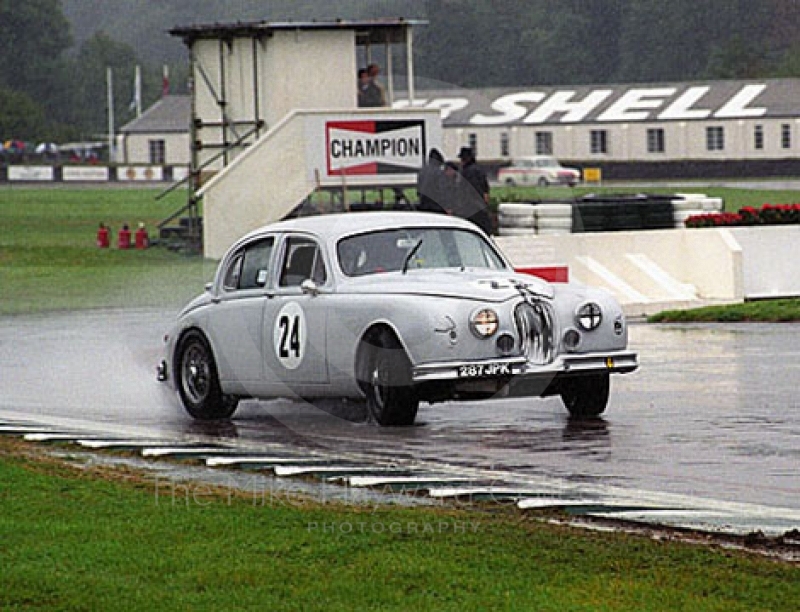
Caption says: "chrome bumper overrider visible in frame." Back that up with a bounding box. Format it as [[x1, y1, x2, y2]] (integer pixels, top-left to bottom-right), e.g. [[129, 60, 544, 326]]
[[156, 360, 169, 382], [412, 351, 638, 383]]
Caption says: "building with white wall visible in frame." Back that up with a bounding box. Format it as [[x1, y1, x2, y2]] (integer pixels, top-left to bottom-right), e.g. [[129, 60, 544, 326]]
[[118, 96, 190, 165], [121, 78, 800, 175], [396, 79, 800, 166]]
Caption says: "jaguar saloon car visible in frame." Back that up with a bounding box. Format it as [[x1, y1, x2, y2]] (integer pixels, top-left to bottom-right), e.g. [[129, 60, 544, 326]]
[[158, 212, 637, 426], [498, 155, 581, 187]]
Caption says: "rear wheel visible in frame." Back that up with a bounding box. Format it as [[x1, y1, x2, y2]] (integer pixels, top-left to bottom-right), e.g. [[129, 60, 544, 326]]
[[537, 177, 549, 187], [560, 373, 610, 419], [358, 331, 418, 426], [176, 330, 239, 420]]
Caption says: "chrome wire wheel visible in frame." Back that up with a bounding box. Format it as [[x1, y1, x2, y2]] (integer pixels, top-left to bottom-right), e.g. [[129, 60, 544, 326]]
[[176, 330, 238, 420], [181, 343, 212, 405]]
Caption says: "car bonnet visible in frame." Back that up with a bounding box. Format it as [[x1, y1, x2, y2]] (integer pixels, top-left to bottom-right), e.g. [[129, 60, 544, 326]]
[[338, 268, 555, 302]]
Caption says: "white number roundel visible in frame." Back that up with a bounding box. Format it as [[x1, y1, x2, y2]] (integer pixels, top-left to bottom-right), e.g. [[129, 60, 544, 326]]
[[273, 302, 306, 369]]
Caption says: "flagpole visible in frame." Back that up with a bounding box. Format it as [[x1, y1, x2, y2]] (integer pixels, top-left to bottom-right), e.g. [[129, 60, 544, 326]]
[[135, 64, 142, 117], [107, 67, 115, 163], [162, 64, 170, 97]]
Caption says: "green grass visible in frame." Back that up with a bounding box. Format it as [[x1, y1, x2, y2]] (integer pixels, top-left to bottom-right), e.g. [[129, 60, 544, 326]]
[[1, 440, 798, 611], [0, 187, 214, 315], [648, 298, 800, 323]]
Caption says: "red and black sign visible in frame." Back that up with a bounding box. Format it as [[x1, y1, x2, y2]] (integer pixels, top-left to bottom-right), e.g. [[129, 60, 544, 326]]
[[326, 119, 426, 176]]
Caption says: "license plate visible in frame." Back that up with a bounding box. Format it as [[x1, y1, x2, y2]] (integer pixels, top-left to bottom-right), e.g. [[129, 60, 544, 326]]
[[457, 363, 512, 378]]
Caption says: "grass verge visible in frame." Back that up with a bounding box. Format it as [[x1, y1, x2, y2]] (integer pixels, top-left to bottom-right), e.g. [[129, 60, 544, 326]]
[[648, 299, 800, 323], [1, 438, 798, 611], [0, 187, 213, 315]]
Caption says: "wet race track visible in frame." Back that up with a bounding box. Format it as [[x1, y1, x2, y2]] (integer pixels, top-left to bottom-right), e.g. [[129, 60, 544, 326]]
[[1, 308, 799, 536]]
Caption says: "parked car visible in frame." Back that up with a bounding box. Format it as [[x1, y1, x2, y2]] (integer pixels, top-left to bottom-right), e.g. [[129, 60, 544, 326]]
[[158, 212, 636, 425], [498, 155, 581, 187]]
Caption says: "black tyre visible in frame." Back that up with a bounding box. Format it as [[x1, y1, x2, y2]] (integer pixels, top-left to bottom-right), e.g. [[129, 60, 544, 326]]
[[560, 373, 610, 419], [358, 331, 418, 426], [537, 177, 549, 187], [176, 330, 238, 420]]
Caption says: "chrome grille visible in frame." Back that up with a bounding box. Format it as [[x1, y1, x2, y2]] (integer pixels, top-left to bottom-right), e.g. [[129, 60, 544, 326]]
[[514, 299, 555, 365]]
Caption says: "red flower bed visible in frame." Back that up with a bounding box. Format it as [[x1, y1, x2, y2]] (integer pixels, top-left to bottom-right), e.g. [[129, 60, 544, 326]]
[[685, 203, 800, 228]]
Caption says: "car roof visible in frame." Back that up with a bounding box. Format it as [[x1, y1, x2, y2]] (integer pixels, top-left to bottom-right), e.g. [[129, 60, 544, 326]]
[[239, 211, 483, 243], [514, 155, 556, 161]]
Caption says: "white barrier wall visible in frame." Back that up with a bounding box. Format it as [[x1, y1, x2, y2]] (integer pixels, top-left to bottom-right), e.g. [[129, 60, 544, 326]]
[[729, 226, 800, 299], [497, 225, 800, 312], [496, 228, 745, 314]]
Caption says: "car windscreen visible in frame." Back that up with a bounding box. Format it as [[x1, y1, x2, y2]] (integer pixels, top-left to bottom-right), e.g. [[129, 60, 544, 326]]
[[337, 227, 507, 277]]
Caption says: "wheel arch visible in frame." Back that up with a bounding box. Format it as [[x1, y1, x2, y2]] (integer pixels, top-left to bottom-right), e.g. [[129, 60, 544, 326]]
[[354, 322, 406, 392], [173, 326, 213, 379]]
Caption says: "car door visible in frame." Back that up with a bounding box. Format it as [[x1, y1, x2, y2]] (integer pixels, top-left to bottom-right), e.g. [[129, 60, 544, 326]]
[[521, 159, 535, 185], [205, 236, 275, 393], [261, 234, 330, 388]]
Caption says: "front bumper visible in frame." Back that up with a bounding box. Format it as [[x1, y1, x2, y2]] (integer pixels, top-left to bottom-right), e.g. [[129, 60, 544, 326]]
[[412, 350, 638, 383]]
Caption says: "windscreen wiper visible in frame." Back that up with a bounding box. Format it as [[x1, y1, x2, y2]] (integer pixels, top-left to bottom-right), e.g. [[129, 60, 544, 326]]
[[402, 239, 424, 275]]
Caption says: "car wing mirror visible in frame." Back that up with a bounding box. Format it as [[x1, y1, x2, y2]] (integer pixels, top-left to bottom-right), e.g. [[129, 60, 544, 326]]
[[204, 282, 213, 293], [300, 279, 319, 296]]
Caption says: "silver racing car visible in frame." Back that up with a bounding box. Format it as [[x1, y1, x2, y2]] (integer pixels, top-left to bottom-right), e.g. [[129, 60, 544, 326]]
[[158, 212, 637, 425]]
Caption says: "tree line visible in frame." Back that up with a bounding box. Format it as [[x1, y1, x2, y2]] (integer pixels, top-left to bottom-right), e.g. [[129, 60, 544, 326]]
[[3, 0, 800, 144]]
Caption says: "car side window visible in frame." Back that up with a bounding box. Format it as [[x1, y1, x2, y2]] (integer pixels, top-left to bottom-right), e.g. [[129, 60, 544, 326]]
[[279, 237, 326, 287], [240, 237, 275, 289], [222, 253, 244, 291]]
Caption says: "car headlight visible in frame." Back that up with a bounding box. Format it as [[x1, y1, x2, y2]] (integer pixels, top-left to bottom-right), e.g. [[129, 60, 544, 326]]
[[470, 308, 499, 338], [576, 302, 602, 331]]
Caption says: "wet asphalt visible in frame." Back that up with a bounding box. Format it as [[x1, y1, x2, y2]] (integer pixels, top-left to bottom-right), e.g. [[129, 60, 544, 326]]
[[1, 308, 798, 519]]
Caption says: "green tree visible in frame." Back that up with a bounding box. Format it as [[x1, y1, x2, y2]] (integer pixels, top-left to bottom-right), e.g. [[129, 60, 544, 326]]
[[0, 88, 47, 139], [0, 0, 72, 98], [706, 36, 769, 79], [62, 32, 141, 138]]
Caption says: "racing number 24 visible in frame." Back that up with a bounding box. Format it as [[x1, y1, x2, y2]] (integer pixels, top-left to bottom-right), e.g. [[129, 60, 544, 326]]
[[278, 314, 301, 359]]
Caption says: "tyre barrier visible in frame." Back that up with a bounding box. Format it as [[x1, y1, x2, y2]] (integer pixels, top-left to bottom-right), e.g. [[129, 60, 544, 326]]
[[498, 202, 535, 234], [672, 194, 723, 212], [673, 209, 705, 227], [671, 194, 724, 227], [499, 194, 724, 233], [573, 194, 675, 232], [534, 202, 573, 234]]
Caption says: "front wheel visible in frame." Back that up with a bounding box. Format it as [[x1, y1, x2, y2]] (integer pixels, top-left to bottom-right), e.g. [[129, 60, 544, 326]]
[[537, 177, 549, 187], [358, 332, 418, 426], [559, 373, 610, 419], [176, 330, 239, 420]]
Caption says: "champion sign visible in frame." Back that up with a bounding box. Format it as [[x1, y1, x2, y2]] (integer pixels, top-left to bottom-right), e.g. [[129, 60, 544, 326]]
[[326, 120, 425, 176]]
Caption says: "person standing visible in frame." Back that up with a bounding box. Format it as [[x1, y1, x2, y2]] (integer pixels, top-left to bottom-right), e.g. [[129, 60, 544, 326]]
[[364, 63, 387, 107], [456, 146, 493, 235], [357, 68, 371, 107], [416, 148, 448, 214]]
